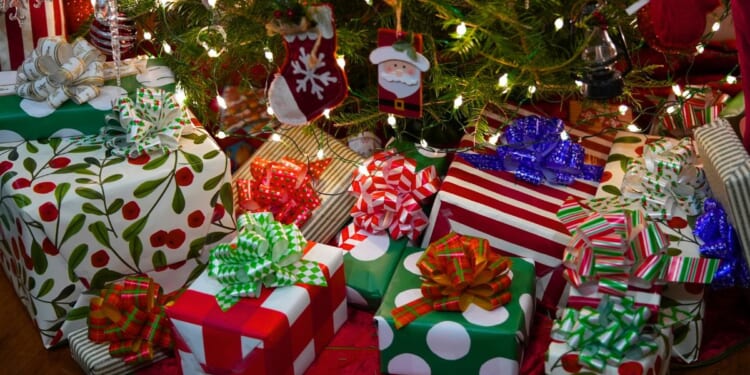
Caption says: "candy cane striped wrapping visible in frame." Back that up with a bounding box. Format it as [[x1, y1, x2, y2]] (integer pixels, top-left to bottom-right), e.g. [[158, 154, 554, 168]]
[[694, 119, 750, 262], [166, 242, 347, 375], [69, 328, 169, 375], [1, 0, 66, 71], [232, 126, 363, 244]]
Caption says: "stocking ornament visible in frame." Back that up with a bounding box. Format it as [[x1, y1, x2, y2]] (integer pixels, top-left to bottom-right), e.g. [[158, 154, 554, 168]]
[[268, 3, 348, 125]]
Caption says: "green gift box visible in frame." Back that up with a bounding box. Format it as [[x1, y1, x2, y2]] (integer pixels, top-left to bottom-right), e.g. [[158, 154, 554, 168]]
[[0, 58, 175, 142], [338, 224, 409, 309], [375, 247, 535, 375]]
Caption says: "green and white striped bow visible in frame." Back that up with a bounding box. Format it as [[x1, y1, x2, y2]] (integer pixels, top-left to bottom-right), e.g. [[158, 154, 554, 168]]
[[208, 212, 327, 311]]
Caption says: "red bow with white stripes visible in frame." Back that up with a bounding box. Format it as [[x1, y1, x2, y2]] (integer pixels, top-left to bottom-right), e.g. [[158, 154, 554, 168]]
[[350, 150, 440, 242]]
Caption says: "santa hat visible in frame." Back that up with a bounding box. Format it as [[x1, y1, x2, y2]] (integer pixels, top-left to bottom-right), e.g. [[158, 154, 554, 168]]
[[369, 45, 430, 72]]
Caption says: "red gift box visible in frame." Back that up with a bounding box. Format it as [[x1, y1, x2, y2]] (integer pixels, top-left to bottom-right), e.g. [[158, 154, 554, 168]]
[[166, 242, 347, 375]]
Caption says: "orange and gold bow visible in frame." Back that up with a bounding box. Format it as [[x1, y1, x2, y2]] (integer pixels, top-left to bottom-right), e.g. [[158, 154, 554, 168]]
[[391, 232, 512, 329], [236, 156, 331, 227], [88, 276, 174, 364]]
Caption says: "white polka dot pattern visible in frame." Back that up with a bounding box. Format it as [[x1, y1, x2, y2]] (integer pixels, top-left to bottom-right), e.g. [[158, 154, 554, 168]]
[[375, 316, 394, 350], [425, 321, 471, 360], [462, 303, 510, 327], [388, 353, 431, 375], [403, 251, 424, 276], [394, 288, 424, 308]]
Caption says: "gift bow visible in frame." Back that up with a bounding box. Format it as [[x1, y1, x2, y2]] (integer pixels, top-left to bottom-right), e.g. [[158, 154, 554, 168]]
[[557, 199, 672, 295], [100, 87, 193, 158], [619, 137, 707, 220], [391, 232, 512, 329], [663, 88, 729, 131], [695, 198, 750, 288], [88, 276, 174, 364], [236, 156, 330, 228], [15, 36, 105, 108], [350, 150, 440, 242], [208, 212, 328, 311], [551, 295, 659, 372], [459, 116, 603, 185]]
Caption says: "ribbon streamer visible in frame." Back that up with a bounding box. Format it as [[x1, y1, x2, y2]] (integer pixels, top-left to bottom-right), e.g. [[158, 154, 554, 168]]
[[350, 150, 440, 242], [695, 198, 750, 288], [391, 232, 512, 329], [88, 276, 174, 364], [236, 156, 330, 228], [208, 212, 328, 311], [101, 87, 194, 158], [551, 295, 658, 372], [15, 36, 105, 108], [459, 116, 603, 186]]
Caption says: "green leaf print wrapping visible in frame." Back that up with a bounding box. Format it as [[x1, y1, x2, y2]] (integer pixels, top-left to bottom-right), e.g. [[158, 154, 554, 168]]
[[89, 221, 112, 248], [613, 136, 643, 144], [130, 237, 143, 268], [172, 187, 185, 214], [54, 182, 70, 203], [31, 240, 48, 274], [143, 153, 170, 171], [53, 284, 75, 302], [1, 171, 17, 186], [606, 153, 632, 172], [219, 182, 233, 218], [23, 157, 36, 174], [203, 173, 224, 191], [102, 174, 123, 184], [134, 176, 168, 198], [25, 142, 38, 154], [67, 244, 88, 282], [66, 306, 89, 321], [90, 268, 125, 290], [76, 187, 103, 200], [601, 185, 622, 196], [53, 163, 93, 175], [183, 151, 203, 173], [152, 250, 167, 269], [106, 198, 124, 215], [37, 278, 54, 298], [123, 217, 147, 242], [82, 203, 105, 215], [61, 214, 85, 245], [12, 194, 31, 208]]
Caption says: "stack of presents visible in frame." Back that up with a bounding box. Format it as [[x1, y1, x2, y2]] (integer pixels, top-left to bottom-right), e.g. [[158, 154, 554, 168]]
[[3, 7, 750, 375]]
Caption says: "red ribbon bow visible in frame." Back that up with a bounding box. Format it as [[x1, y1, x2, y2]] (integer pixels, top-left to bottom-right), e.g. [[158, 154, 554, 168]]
[[350, 150, 440, 242], [88, 276, 174, 364], [236, 156, 330, 227], [391, 232, 512, 329]]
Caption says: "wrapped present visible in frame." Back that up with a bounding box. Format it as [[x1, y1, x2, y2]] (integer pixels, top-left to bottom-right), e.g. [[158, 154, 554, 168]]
[[0, 122, 234, 348], [166, 220, 346, 375], [375, 238, 535, 374], [69, 327, 171, 375], [0, 56, 176, 142], [693, 119, 750, 264], [233, 125, 363, 244], [545, 295, 672, 375], [659, 283, 706, 364], [1, 0, 66, 71], [338, 224, 409, 309], [569, 100, 634, 133], [653, 86, 730, 138]]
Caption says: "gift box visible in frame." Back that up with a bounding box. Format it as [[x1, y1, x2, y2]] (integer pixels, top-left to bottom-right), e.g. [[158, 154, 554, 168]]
[[659, 283, 706, 364], [652, 86, 730, 138], [0, 57, 176, 142], [0, 126, 234, 348], [69, 327, 171, 375], [693, 119, 750, 263], [568, 100, 634, 133], [166, 240, 347, 375], [1, 1, 66, 71], [233, 125, 363, 244], [375, 245, 535, 375]]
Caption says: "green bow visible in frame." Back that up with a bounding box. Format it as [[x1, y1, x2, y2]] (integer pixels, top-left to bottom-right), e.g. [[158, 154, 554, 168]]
[[208, 212, 327, 311]]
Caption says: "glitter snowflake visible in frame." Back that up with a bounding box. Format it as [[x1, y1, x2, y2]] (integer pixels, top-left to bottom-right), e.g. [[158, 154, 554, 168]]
[[291, 47, 338, 100]]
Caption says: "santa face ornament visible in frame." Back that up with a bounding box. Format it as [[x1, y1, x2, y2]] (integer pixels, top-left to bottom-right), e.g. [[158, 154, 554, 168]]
[[369, 29, 430, 119]]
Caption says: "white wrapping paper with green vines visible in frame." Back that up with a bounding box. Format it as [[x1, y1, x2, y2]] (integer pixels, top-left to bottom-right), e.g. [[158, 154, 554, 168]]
[[102, 87, 193, 158], [15, 36, 105, 108]]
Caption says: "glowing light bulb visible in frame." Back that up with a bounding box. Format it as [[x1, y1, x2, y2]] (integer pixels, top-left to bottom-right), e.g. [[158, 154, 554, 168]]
[[560, 130, 569, 141], [666, 106, 677, 114], [271, 133, 281, 142], [574, 80, 583, 88], [453, 95, 463, 109], [456, 22, 467, 37], [618, 104, 629, 115], [420, 139, 428, 148], [364, 0, 373, 5], [316, 149, 325, 159], [696, 44, 705, 54], [554, 17, 564, 31], [336, 55, 346, 69], [527, 85, 537, 95], [216, 130, 227, 139], [159, 0, 173, 7], [266, 106, 274, 116], [207, 48, 220, 58], [671, 84, 683, 97], [712, 21, 721, 32], [162, 42, 173, 54], [727, 74, 737, 84], [498, 73, 509, 88], [174, 85, 186, 104], [216, 95, 226, 110], [488, 133, 500, 145], [143, 31, 152, 41], [627, 124, 642, 132], [264, 48, 274, 62], [387, 114, 397, 127], [323, 108, 331, 119]]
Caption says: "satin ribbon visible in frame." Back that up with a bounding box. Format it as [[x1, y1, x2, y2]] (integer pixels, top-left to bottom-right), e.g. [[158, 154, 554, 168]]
[[695, 198, 750, 288], [459, 116, 603, 185], [391, 232, 512, 329], [99, 87, 193, 158], [88, 276, 174, 364], [15, 36, 105, 108], [208, 212, 328, 311], [556, 199, 670, 296], [350, 150, 440, 242], [619, 137, 707, 220], [551, 295, 658, 372], [236, 156, 330, 228]]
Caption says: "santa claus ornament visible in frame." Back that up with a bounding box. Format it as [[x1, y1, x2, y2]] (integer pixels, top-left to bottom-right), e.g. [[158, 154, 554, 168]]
[[267, 2, 348, 125], [369, 29, 429, 119]]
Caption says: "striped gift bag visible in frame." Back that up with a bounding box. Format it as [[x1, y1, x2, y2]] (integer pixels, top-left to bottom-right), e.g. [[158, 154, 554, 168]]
[[232, 125, 363, 244], [69, 328, 170, 375], [1, 0, 66, 71]]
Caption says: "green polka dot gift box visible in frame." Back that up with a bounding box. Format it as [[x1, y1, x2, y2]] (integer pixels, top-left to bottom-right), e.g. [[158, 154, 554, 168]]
[[375, 246, 535, 375]]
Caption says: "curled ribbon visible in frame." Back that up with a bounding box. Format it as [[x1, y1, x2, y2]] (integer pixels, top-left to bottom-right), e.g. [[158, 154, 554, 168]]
[[101, 87, 194, 158], [620, 137, 707, 220], [459, 116, 603, 185], [350, 150, 440, 242], [208, 212, 328, 311], [556, 199, 671, 296], [15, 36, 105, 108], [88, 276, 174, 364], [695, 198, 750, 289], [391, 232, 512, 329], [551, 295, 658, 372], [236, 156, 330, 228]]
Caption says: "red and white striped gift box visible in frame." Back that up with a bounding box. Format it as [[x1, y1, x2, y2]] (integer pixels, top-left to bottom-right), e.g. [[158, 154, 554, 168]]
[[1, 1, 66, 71], [166, 242, 347, 375], [564, 284, 663, 322]]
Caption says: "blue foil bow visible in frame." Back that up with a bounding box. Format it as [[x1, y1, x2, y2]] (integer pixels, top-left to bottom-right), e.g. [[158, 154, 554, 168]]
[[695, 198, 750, 288], [459, 116, 603, 185]]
